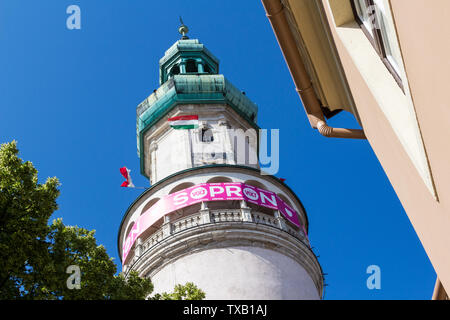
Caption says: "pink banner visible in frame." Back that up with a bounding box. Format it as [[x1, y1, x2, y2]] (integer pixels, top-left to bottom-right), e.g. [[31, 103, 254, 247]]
[[122, 183, 304, 261]]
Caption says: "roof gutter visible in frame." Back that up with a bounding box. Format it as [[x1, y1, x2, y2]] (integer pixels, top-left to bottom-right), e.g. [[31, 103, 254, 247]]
[[432, 277, 449, 300], [261, 0, 366, 139]]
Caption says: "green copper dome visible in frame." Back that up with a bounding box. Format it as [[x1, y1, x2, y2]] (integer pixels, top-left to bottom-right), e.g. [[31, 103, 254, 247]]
[[159, 39, 220, 85]]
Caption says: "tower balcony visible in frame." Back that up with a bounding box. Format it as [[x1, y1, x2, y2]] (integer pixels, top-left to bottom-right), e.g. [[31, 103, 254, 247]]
[[118, 165, 323, 299], [121, 203, 322, 299], [122, 205, 311, 274]]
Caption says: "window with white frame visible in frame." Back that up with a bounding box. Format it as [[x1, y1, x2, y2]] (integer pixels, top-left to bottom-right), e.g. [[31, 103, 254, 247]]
[[332, 0, 437, 199], [351, 0, 404, 90]]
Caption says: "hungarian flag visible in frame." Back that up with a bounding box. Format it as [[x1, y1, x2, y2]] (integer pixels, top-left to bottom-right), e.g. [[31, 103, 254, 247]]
[[120, 167, 135, 188], [168, 115, 199, 129]]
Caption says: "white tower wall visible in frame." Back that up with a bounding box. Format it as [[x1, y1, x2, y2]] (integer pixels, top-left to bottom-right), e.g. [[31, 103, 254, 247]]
[[142, 104, 259, 185], [151, 246, 320, 300]]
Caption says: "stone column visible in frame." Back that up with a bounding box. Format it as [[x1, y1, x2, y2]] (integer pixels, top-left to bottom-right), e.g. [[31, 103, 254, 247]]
[[275, 210, 288, 231], [196, 59, 204, 73], [200, 201, 211, 224], [218, 120, 232, 164], [179, 59, 186, 73], [240, 200, 252, 222], [162, 215, 172, 238], [150, 141, 158, 185], [135, 237, 143, 257]]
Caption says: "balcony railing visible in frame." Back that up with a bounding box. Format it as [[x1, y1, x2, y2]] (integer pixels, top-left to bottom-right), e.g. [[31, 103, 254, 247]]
[[123, 206, 309, 273]]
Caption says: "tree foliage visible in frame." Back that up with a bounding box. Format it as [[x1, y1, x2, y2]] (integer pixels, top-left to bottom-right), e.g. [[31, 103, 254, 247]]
[[0, 141, 205, 300], [157, 282, 206, 300]]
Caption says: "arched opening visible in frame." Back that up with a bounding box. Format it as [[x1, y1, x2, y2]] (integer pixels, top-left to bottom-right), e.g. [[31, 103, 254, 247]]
[[247, 202, 275, 216], [169, 202, 202, 221], [125, 221, 136, 239], [201, 128, 214, 142], [137, 216, 165, 248], [185, 59, 197, 73], [204, 64, 211, 73], [245, 136, 250, 165], [165, 202, 203, 232], [169, 182, 195, 194], [170, 65, 180, 76], [244, 179, 267, 190], [122, 220, 138, 264], [207, 200, 241, 210], [277, 193, 293, 208], [206, 176, 233, 184], [141, 198, 160, 216]]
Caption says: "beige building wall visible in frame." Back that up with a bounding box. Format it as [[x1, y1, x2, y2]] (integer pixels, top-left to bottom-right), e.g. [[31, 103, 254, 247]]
[[262, 0, 450, 296], [322, 0, 450, 294]]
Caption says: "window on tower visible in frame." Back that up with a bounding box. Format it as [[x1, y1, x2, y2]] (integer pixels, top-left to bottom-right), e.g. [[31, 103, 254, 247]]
[[141, 198, 161, 216], [206, 176, 233, 184], [169, 65, 180, 77], [201, 128, 214, 143], [169, 182, 195, 194], [185, 59, 197, 73]]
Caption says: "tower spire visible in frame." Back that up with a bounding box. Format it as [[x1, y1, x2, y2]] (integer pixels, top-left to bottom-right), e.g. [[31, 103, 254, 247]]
[[178, 16, 189, 39]]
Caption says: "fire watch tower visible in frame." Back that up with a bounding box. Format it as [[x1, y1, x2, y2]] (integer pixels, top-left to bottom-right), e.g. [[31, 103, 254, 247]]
[[118, 23, 323, 299]]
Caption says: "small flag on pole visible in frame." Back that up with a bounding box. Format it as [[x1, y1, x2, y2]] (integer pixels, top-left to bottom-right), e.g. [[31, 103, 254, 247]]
[[120, 167, 135, 188], [168, 115, 199, 129]]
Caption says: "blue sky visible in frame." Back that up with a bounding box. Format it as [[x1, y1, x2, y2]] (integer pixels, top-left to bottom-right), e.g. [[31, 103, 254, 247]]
[[0, 0, 435, 299]]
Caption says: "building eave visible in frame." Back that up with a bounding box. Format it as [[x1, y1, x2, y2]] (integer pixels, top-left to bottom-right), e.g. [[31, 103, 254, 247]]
[[261, 0, 365, 139]]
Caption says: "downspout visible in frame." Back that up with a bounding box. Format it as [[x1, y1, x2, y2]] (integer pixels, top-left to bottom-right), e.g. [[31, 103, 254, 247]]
[[432, 278, 449, 300], [261, 0, 366, 139]]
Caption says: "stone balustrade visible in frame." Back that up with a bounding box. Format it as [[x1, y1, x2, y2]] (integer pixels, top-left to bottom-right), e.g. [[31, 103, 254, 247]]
[[123, 206, 309, 274]]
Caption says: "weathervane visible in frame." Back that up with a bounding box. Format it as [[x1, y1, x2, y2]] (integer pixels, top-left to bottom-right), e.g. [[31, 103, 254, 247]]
[[178, 16, 189, 39]]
